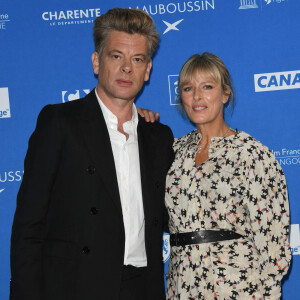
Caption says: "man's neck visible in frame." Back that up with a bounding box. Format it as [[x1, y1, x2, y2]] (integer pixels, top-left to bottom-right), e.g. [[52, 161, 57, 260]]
[[96, 86, 134, 123], [96, 87, 135, 140]]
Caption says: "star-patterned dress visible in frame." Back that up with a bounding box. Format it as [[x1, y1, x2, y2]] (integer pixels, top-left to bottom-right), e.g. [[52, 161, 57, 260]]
[[165, 130, 291, 300]]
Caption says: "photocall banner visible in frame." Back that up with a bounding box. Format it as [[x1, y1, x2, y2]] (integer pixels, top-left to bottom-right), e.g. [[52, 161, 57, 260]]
[[1, 0, 299, 299]]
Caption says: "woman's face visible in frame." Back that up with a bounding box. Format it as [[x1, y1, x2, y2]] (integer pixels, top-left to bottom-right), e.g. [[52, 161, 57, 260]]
[[181, 70, 229, 129]]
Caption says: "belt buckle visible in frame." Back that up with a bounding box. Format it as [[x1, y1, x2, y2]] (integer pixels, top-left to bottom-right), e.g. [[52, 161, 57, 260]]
[[174, 233, 178, 247]]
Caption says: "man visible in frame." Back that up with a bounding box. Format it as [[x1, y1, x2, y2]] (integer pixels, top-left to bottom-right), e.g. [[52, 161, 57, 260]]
[[10, 8, 174, 300]]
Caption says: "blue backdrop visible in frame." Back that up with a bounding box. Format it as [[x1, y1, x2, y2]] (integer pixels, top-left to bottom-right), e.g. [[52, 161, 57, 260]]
[[1, 0, 299, 299]]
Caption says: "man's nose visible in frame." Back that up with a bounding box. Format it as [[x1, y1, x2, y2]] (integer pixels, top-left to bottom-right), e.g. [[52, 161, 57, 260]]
[[121, 59, 132, 74]]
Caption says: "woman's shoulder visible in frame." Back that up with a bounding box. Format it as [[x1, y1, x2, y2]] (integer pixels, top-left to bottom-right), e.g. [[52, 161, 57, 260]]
[[235, 131, 269, 150], [173, 130, 199, 152], [235, 131, 278, 165]]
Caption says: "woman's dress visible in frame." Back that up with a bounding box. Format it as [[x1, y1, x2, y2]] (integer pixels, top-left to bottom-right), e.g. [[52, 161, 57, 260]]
[[165, 130, 291, 300]]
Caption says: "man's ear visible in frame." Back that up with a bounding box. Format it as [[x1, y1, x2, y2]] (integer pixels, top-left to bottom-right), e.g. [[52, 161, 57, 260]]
[[144, 59, 152, 82], [91, 52, 99, 75]]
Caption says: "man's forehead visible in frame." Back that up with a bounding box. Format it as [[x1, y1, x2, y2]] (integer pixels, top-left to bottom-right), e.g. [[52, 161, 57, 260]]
[[104, 30, 148, 53]]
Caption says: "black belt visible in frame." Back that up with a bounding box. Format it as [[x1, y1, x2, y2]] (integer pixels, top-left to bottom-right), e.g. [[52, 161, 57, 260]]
[[170, 230, 243, 247]]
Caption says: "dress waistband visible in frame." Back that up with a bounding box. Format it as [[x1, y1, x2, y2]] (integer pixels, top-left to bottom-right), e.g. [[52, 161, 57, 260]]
[[170, 230, 243, 247]]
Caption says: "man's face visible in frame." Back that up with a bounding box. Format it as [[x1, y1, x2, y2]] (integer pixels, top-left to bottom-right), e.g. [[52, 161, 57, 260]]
[[92, 30, 152, 105]]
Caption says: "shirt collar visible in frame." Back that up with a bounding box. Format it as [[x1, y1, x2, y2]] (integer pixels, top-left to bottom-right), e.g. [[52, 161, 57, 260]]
[[94, 88, 139, 128]]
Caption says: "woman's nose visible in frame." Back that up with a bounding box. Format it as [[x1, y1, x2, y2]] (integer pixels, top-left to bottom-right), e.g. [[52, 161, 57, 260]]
[[193, 88, 202, 101]]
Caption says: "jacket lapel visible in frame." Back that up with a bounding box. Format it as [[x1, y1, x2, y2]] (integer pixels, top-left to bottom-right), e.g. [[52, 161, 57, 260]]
[[79, 91, 122, 216]]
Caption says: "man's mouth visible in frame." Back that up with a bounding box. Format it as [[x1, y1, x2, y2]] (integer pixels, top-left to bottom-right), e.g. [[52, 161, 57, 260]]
[[116, 79, 133, 86]]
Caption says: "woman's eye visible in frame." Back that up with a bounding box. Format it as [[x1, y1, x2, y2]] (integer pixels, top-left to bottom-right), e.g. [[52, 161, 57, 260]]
[[204, 85, 213, 89], [183, 87, 192, 92]]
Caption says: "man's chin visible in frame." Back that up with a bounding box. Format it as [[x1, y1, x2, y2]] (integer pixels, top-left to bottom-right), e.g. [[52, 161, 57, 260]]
[[98, 88, 136, 103], [114, 93, 136, 102]]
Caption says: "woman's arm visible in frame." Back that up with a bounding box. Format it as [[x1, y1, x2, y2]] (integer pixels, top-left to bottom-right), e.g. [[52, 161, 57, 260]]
[[245, 145, 291, 299]]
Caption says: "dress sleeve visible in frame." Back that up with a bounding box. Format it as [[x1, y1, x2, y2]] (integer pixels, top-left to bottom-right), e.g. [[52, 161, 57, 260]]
[[244, 145, 291, 299]]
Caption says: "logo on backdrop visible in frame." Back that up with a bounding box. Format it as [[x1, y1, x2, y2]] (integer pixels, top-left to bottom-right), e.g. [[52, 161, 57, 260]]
[[168, 75, 180, 105], [254, 70, 300, 92], [0, 171, 23, 183], [162, 19, 184, 34], [130, 0, 215, 16], [238, 0, 288, 10], [272, 148, 300, 166], [0, 87, 11, 119], [0, 170, 23, 194], [264, 0, 288, 5], [163, 233, 171, 262], [290, 224, 300, 255], [42, 8, 101, 27], [62, 89, 90, 102], [0, 13, 10, 30], [238, 0, 259, 9]]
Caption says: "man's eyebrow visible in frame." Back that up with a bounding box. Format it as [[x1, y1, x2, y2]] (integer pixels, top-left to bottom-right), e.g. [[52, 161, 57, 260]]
[[107, 49, 123, 55], [107, 50, 147, 58], [134, 53, 147, 58]]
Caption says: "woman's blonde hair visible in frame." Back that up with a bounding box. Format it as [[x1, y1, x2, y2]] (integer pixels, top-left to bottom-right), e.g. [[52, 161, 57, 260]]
[[178, 52, 234, 105]]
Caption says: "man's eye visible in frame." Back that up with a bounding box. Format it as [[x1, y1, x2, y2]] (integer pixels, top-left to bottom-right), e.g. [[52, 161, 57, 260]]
[[134, 57, 144, 62], [112, 55, 120, 59]]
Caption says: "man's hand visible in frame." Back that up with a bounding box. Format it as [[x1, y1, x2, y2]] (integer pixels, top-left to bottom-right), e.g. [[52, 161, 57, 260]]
[[137, 107, 159, 123]]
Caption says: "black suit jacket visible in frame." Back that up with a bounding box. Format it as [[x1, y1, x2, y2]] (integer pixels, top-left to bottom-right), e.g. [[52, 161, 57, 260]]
[[10, 90, 174, 300]]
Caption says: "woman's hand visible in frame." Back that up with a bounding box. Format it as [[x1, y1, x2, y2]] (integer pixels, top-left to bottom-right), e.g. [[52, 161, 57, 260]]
[[137, 107, 159, 123]]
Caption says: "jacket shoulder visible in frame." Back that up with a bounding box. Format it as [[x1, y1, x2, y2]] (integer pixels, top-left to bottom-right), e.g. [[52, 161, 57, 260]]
[[138, 117, 173, 137], [37, 90, 96, 122]]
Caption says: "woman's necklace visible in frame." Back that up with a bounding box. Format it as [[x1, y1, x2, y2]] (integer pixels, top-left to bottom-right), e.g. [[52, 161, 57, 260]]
[[222, 126, 231, 138], [197, 126, 231, 154]]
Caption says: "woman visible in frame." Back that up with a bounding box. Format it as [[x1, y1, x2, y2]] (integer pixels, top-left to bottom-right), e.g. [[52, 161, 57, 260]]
[[139, 52, 291, 299]]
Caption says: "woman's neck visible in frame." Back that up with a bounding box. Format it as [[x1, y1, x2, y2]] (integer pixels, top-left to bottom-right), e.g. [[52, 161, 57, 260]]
[[197, 121, 229, 148]]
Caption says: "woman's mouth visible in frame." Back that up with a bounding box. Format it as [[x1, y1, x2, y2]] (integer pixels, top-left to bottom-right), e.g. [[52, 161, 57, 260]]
[[192, 105, 207, 112]]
